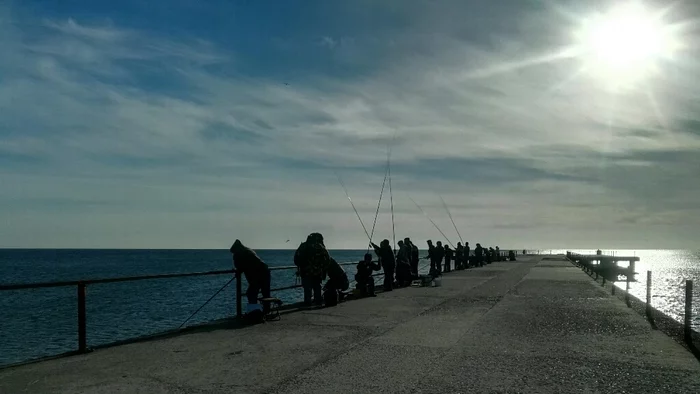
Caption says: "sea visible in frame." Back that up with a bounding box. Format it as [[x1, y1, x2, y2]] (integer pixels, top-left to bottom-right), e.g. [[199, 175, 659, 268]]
[[1, 248, 698, 366]]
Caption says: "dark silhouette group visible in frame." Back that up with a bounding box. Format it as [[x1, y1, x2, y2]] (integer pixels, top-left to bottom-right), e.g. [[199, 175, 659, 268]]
[[230, 235, 515, 317]]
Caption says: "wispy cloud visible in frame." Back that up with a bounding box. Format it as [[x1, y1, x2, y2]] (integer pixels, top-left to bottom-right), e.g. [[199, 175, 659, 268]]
[[1, 1, 700, 248]]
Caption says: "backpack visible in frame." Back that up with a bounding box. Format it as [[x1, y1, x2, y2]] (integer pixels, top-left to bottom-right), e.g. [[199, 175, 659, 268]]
[[306, 243, 329, 278]]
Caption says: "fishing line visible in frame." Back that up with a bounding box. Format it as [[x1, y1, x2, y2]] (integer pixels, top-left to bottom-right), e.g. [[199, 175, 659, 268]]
[[389, 149, 396, 253], [439, 195, 463, 244], [409, 196, 455, 248], [335, 171, 372, 243], [179, 275, 236, 329], [367, 159, 389, 253]]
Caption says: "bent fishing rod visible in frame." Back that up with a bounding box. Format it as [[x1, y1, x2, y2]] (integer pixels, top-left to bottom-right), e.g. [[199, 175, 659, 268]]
[[409, 196, 455, 248], [439, 195, 464, 244]]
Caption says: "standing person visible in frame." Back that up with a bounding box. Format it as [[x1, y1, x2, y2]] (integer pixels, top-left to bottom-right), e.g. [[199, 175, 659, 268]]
[[455, 242, 464, 270], [495, 246, 501, 261], [475, 243, 484, 267], [355, 253, 381, 297], [294, 233, 330, 306], [324, 258, 349, 307], [444, 245, 453, 272], [395, 240, 412, 287], [427, 240, 437, 273], [410, 240, 420, 278], [372, 239, 396, 291], [435, 241, 445, 274], [464, 242, 471, 268], [230, 239, 271, 314], [486, 247, 494, 264]]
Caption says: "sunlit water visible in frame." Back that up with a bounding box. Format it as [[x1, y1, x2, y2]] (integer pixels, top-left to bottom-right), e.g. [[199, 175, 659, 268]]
[[554, 249, 700, 330]]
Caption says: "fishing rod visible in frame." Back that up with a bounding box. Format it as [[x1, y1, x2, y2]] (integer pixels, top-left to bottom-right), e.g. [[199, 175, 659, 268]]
[[439, 195, 463, 244], [179, 275, 236, 329], [389, 149, 396, 253], [367, 155, 390, 253], [367, 130, 400, 253], [409, 196, 455, 248], [335, 171, 372, 243]]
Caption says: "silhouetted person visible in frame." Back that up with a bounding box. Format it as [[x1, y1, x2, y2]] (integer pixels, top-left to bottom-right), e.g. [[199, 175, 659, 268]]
[[427, 240, 437, 272], [464, 242, 471, 268], [372, 239, 395, 291], [435, 241, 445, 274], [509, 250, 516, 261], [407, 238, 419, 278], [396, 240, 412, 287], [475, 243, 484, 267], [455, 242, 464, 270], [355, 253, 380, 297], [230, 239, 271, 314], [294, 233, 330, 306], [486, 247, 494, 264], [324, 258, 349, 307], [495, 246, 501, 262], [444, 245, 453, 272]]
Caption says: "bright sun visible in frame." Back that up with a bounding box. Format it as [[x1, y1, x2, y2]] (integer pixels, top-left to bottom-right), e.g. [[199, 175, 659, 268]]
[[575, 2, 681, 89]]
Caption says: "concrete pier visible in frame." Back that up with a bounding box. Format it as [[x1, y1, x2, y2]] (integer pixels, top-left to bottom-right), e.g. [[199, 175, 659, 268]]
[[1, 255, 699, 393]]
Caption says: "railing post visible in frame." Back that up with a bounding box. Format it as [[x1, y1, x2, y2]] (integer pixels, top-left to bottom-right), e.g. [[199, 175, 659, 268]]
[[612, 282, 616, 295], [235, 271, 242, 319], [646, 271, 652, 319], [78, 283, 87, 353], [625, 274, 631, 307], [685, 280, 693, 342]]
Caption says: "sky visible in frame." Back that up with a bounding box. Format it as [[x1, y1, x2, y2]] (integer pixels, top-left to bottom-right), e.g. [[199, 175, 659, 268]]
[[1, 0, 699, 249]]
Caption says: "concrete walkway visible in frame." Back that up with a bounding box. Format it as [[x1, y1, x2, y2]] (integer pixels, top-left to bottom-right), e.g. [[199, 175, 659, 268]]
[[2, 256, 699, 393]]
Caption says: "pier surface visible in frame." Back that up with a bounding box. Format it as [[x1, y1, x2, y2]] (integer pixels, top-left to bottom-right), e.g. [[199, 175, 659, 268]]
[[2, 255, 699, 393]]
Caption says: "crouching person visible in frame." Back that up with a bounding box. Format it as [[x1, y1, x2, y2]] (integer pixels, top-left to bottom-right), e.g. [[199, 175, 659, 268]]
[[324, 258, 349, 307], [355, 253, 380, 297], [230, 239, 271, 319]]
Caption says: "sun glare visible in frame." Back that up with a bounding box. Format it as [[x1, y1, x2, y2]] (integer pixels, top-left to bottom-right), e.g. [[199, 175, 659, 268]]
[[575, 2, 681, 89]]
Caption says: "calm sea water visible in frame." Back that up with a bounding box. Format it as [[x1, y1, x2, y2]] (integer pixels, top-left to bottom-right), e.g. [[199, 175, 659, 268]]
[[0, 249, 386, 366], [557, 249, 700, 330], [1, 249, 697, 366]]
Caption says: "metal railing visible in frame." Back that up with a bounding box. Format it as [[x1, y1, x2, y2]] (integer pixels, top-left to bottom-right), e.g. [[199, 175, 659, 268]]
[[0, 262, 360, 358], [1, 253, 514, 364], [567, 252, 698, 354]]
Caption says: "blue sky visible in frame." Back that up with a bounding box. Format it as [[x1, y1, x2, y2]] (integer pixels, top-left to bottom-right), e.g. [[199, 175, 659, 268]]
[[1, 0, 700, 249]]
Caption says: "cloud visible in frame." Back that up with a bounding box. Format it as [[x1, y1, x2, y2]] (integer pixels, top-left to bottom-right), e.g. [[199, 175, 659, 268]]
[[1, 1, 700, 248]]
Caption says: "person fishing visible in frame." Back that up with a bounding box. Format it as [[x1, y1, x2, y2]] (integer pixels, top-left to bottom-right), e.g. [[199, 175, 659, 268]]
[[495, 246, 501, 262], [464, 242, 471, 268], [355, 253, 380, 297], [427, 240, 437, 273], [230, 239, 271, 315], [435, 241, 445, 274], [486, 247, 494, 264], [371, 239, 396, 291], [324, 258, 349, 307], [409, 239, 420, 279], [444, 244, 453, 272], [475, 243, 484, 267], [294, 233, 330, 306], [455, 242, 464, 270], [395, 240, 412, 287]]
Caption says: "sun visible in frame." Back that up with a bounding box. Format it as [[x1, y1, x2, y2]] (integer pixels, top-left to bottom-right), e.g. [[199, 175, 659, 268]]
[[574, 2, 681, 89]]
